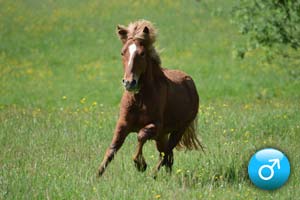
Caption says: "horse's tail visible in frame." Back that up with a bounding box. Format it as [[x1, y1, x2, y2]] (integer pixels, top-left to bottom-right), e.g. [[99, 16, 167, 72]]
[[176, 117, 204, 151]]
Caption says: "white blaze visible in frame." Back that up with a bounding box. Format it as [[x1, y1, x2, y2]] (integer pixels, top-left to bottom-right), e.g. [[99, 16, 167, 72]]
[[128, 43, 137, 66]]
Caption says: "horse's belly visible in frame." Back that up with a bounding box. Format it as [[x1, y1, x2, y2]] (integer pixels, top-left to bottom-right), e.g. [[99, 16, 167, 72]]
[[164, 98, 195, 129], [163, 69, 199, 129]]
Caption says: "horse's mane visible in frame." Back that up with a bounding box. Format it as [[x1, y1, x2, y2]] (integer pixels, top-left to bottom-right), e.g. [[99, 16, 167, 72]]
[[127, 20, 161, 66], [127, 20, 156, 44]]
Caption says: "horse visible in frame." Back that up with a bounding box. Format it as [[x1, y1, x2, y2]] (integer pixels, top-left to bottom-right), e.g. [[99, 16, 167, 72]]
[[98, 20, 203, 177]]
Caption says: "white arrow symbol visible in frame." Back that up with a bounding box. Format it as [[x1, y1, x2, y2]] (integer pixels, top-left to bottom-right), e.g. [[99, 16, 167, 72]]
[[269, 158, 280, 169], [258, 158, 281, 181]]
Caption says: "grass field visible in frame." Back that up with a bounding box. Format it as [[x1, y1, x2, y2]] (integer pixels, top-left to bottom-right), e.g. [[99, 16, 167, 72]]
[[1, 0, 300, 199]]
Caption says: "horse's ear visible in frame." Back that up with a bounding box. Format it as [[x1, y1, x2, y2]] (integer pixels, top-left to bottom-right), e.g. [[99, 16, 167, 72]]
[[143, 26, 149, 34], [116, 25, 128, 43]]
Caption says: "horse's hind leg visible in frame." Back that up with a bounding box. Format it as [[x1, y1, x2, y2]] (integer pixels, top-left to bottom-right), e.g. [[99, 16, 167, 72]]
[[156, 150, 174, 173], [133, 123, 158, 172], [168, 128, 186, 151], [155, 128, 186, 174], [154, 135, 172, 176]]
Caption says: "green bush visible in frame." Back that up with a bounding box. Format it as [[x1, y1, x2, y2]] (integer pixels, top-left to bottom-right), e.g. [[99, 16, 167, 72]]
[[232, 0, 300, 55]]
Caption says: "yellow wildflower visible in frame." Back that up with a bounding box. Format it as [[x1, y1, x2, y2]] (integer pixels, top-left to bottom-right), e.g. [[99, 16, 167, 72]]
[[244, 104, 251, 109], [80, 97, 86, 104], [26, 68, 33, 74]]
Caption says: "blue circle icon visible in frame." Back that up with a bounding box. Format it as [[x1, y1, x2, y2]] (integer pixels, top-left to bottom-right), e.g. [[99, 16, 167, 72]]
[[248, 148, 290, 190]]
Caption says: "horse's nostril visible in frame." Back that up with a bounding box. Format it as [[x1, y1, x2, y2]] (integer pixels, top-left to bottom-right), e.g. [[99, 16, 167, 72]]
[[122, 79, 137, 90], [131, 79, 137, 87]]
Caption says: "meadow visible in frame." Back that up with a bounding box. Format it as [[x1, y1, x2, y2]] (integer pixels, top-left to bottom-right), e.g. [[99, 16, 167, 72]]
[[1, 0, 299, 199]]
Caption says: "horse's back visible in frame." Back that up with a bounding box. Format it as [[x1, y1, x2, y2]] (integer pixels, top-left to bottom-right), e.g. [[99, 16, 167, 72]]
[[163, 69, 199, 129]]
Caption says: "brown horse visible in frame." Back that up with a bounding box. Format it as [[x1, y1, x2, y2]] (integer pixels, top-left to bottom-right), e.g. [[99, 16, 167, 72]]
[[98, 20, 203, 177]]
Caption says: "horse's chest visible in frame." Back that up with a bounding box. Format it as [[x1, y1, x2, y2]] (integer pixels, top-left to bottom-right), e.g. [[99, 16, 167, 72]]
[[136, 106, 154, 124], [131, 103, 160, 127]]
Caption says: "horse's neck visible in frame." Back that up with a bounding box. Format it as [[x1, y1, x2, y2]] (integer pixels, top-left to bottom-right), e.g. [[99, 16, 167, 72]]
[[126, 60, 164, 104], [141, 59, 164, 89], [125, 55, 165, 104]]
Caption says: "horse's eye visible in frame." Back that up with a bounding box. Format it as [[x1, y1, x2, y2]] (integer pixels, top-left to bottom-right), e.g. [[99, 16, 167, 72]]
[[121, 52, 124, 56], [140, 51, 145, 57]]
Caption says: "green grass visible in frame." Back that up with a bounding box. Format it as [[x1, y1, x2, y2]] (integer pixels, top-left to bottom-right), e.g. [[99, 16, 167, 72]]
[[1, 0, 299, 199]]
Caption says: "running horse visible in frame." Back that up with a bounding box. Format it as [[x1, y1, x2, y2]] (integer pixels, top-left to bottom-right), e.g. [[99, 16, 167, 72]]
[[98, 20, 203, 177]]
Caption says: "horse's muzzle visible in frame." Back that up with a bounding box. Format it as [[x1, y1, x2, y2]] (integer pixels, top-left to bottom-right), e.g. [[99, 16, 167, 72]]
[[122, 79, 138, 91]]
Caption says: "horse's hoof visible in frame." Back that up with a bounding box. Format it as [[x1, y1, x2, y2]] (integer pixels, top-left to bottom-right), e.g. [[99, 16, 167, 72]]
[[152, 170, 159, 180], [134, 160, 147, 172], [97, 167, 104, 177], [153, 174, 157, 180], [165, 166, 172, 173]]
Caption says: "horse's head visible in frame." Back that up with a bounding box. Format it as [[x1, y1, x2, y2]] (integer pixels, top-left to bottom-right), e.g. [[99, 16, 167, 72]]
[[116, 21, 156, 92]]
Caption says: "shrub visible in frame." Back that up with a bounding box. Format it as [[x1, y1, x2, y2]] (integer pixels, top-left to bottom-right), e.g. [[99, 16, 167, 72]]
[[232, 0, 300, 57]]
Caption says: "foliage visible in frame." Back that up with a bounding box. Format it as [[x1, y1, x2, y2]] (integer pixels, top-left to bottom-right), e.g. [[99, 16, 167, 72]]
[[232, 0, 300, 57]]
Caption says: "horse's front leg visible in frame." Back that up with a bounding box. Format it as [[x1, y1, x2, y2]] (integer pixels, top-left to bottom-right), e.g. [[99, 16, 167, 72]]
[[98, 121, 129, 177], [133, 123, 158, 172]]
